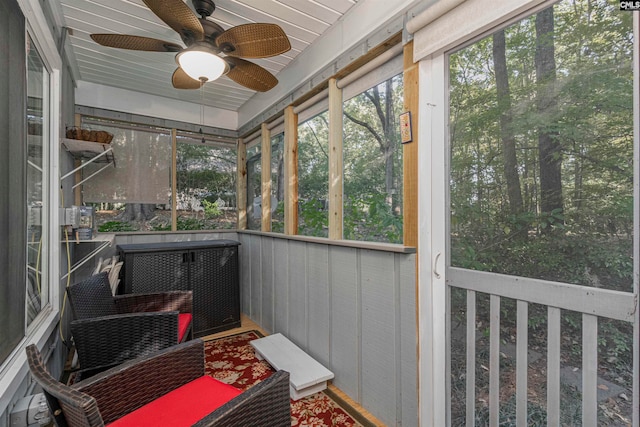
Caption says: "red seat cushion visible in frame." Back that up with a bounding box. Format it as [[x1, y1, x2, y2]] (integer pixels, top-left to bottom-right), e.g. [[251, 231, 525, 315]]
[[107, 376, 241, 427], [178, 313, 192, 341]]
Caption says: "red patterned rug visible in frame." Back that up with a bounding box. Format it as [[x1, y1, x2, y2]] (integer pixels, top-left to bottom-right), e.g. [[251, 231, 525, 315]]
[[204, 331, 366, 427]]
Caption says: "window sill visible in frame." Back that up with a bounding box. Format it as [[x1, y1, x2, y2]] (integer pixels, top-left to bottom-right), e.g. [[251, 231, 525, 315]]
[[238, 229, 416, 253]]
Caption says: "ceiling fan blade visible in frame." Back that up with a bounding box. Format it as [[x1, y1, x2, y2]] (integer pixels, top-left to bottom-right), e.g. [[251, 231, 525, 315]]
[[142, 0, 204, 42], [216, 24, 291, 58], [225, 57, 278, 92], [91, 34, 182, 52], [172, 67, 202, 90]]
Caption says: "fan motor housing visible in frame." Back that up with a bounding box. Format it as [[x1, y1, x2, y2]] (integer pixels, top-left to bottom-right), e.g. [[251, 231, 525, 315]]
[[193, 0, 215, 17]]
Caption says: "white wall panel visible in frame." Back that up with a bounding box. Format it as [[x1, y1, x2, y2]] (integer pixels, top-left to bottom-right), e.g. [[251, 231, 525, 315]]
[[76, 81, 238, 130], [249, 234, 262, 322], [238, 235, 250, 317], [260, 237, 275, 333], [329, 246, 360, 399], [287, 240, 308, 346], [306, 244, 330, 367], [273, 237, 290, 336], [399, 254, 419, 427], [360, 250, 397, 424], [238, 232, 417, 426]]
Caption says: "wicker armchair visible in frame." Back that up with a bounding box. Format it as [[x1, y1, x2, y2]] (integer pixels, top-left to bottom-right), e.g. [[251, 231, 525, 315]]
[[27, 339, 291, 427], [67, 272, 193, 374]]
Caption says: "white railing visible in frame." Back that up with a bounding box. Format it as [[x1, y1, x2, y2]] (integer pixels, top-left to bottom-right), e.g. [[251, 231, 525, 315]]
[[448, 267, 638, 427]]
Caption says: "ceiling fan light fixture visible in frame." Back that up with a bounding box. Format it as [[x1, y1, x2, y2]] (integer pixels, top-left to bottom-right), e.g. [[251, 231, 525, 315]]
[[176, 44, 227, 82]]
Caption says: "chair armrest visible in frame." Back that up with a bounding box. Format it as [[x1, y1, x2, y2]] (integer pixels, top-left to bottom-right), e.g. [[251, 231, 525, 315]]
[[114, 291, 193, 314], [71, 312, 180, 371], [194, 370, 291, 427], [74, 339, 205, 425]]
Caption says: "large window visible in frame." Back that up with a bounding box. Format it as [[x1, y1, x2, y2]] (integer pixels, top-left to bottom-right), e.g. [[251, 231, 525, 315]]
[[82, 120, 172, 231], [175, 134, 237, 230], [447, 1, 634, 423], [343, 73, 404, 243], [449, 0, 633, 290], [26, 34, 50, 326], [246, 143, 261, 230], [298, 111, 329, 237], [80, 119, 236, 232], [271, 132, 284, 233]]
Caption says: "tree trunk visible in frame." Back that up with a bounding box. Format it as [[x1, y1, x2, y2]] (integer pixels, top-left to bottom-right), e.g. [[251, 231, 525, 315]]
[[493, 29, 524, 217], [535, 7, 564, 220], [118, 203, 156, 221], [277, 150, 284, 202], [344, 82, 398, 208]]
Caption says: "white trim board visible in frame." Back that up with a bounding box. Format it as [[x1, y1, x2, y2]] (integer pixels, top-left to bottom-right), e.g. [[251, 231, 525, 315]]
[[75, 81, 238, 130]]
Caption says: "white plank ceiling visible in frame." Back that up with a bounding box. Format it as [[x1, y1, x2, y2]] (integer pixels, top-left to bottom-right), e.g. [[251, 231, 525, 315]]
[[56, 0, 358, 112]]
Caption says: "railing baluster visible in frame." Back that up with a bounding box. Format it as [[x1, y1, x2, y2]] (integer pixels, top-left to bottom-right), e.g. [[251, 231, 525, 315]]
[[490, 295, 500, 427], [582, 314, 598, 427], [547, 307, 561, 426], [516, 300, 528, 427], [466, 290, 476, 427]]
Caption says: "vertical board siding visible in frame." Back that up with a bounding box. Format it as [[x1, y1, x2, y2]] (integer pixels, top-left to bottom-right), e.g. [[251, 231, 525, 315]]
[[287, 240, 308, 346], [398, 253, 419, 427], [249, 235, 262, 323], [273, 238, 290, 336], [329, 246, 360, 399], [359, 250, 398, 424], [239, 234, 417, 426], [238, 235, 250, 317], [307, 244, 331, 367], [260, 237, 275, 333]]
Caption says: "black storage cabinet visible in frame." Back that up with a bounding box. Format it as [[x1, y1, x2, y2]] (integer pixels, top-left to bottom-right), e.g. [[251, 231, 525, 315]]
[[117, 240, 241, 337]]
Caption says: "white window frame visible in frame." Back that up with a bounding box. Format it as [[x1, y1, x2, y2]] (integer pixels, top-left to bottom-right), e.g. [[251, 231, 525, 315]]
[[0, 0, 61, 416]]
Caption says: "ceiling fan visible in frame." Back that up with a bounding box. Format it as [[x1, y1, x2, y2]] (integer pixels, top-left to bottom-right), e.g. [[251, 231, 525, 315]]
[[90, 0, 291, 92]]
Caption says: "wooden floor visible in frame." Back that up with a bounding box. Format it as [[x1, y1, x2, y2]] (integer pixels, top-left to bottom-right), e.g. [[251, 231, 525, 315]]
[[202, 314, 386, 427]]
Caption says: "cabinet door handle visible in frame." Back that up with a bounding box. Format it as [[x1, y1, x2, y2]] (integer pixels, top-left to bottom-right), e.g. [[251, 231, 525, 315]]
[[191, 252, 196, 263], [182, 253, 188, 263]]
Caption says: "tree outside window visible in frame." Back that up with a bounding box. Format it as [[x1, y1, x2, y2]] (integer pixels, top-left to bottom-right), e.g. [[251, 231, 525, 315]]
[[343, 73, 404, 243]]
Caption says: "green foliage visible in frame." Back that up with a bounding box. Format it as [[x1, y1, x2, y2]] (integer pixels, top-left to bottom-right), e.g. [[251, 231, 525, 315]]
[[298, 199, 328, 237], [98, 221, 137, 232], [271, 201, 284, 233], [202, 199, 222, 219], [151, 217, 210, 231], [449, 0, 633, 288], [295, 75, 405, 243], [343, 194, 403, 243], [175, 217, 207, 230], [175, 140, 236, 231]]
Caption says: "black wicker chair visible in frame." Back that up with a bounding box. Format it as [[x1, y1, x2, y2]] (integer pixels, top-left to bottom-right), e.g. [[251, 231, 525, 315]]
[[26, 339, 291, 427], [67, 272, 193, 374]]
